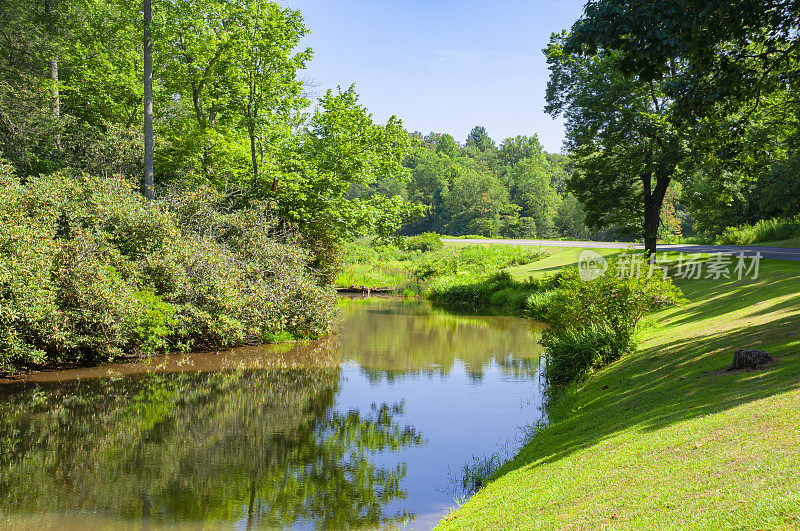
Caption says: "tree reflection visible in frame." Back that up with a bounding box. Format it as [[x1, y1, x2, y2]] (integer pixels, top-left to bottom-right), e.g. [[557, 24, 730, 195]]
[[0, 367, 422, 528], [339, 299, 544, 380]]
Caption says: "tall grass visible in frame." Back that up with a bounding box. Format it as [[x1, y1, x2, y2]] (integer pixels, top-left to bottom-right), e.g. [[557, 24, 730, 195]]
[[715, 217, 800, 245], [337, 240, 547, 291]]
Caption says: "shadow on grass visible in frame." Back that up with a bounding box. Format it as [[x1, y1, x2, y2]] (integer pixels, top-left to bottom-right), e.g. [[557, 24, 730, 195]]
[[495, 259, 800, 478]]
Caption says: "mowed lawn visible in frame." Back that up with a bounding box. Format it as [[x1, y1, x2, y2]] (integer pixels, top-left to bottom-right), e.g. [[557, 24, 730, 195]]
[[438, 249, 800, 530]]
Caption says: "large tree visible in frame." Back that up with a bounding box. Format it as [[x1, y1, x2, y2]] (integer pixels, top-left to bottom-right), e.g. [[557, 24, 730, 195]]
[[565, 0, 800, 237], [546, 33, 690, 254], [143, 0, 153, 199], [465, 126, 495, 152], [566, 0, 800, 119]]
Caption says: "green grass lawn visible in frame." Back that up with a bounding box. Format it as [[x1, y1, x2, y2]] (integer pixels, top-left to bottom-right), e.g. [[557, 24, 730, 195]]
[[758, 237, 800, 248], [438, 251, 800, 530]]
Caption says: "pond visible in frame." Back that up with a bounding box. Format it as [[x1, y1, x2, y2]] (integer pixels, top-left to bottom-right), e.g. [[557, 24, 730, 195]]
[[0, 298, 546, 529]]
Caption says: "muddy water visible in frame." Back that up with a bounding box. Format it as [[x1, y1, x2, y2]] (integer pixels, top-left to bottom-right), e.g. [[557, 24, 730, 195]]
[[0, 298, 545, 529]]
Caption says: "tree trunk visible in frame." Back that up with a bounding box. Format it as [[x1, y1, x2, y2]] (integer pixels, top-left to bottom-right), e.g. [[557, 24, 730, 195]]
[[247, 96, 258, 182], [642, 169, 671, 256], [50, 57, 60, 148], [249, 128, 258, 182], [643, 192, 659, 257], [44, 0, 61, 151], [143, 0, 154, 200]]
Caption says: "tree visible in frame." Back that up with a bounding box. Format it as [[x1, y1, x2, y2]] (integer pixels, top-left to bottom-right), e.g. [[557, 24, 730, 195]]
[[566, 0, 800, 119], [510, 157, 559, 237], [554, 193, 589, 239], [498, 135, 544, 167], [545, 33, 690, 254], [143, 0, 153, 199], [228, 0, 311, 186], [282, 86, 422, 257], [0, 0, 60, 175], [435, 133, 458, 158], [443, 162, 509, 236], [465, 126, 495, 152]]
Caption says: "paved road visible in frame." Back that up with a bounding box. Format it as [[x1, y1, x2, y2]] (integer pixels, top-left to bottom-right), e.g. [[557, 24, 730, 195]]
[[442, 238, 800, 262]]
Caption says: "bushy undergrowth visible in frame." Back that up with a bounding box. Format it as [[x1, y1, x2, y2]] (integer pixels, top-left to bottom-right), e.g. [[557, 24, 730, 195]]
[[714, 217, 800, 245], [0, 167, 335, 373], [426, 270, 563, 312], [400, 232, 443, 253], [541, 324, 635, 384], [427, 259, 684, 383]]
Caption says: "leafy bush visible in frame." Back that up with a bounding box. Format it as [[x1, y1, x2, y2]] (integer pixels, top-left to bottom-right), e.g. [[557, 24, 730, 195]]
[[401, 232, 443, 253], [523, 290, 557, 320], [0, 168, 335, 373], [715, 217, 800, 245], [541, 324, 635, 384], [539, 261, 684, 382], [427, 271, 519, 308], [543, 264, 685, 336]]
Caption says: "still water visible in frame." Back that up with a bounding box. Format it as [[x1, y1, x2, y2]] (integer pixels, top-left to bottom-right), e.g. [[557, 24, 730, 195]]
[[0, 298, 545, 529]]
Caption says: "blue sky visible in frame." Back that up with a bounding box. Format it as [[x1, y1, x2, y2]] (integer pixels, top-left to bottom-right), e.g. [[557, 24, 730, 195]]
[[281, 0, 587, 153]]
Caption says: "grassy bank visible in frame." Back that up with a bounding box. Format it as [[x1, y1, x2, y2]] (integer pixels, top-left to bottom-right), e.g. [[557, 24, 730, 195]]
[[437, 250, 800, 529], [336, 237, 547, 293]]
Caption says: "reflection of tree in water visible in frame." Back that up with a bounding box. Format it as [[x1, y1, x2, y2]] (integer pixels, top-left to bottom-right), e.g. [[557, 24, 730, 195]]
[[0, 368, 422, 528], [340, 299, 544, 382]]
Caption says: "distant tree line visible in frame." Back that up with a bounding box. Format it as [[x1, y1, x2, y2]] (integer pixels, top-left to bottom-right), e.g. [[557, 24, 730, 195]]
[[382, 126, 653, 241]]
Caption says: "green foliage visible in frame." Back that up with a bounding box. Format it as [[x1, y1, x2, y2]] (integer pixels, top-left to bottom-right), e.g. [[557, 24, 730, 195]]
[[543, 265, 684, 336], [539, 262, 684, 382], [0, 169, 334, 373], [337, 241, 546, 292], [427, 272, 518, 308], [401, 232, 443, 253], [541, 324, 634, 384], [435, 133, 459, 158], [714, 217, 800, 246], [426, 256, 684, 383], [455, 453, 505, 494], [425, 269, 564, 313], [546, 32, 690, 253], [0, 0, 421, 284], [132, 291, 177, 355], [759, 152, 800, 219], [398, 137, 584, 239], [566, 0, 799, 117], [465, 126, 495, 152]]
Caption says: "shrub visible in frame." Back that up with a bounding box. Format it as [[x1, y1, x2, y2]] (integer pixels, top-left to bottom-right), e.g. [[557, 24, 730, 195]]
[[540, 260, 684, 383], [541, 324, 635, 384], [0, 168, 335, 373], [402, 232, 443, 253], [427, 271, 517, 308], [545, 263, 685, 336], [715, 217, 800, 245], [523, 290, 557, 320]]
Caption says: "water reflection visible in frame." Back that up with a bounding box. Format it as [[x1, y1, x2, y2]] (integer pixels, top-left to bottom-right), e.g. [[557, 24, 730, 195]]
[[0, 299, 544, 529], [339, 298, 544, 380]]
